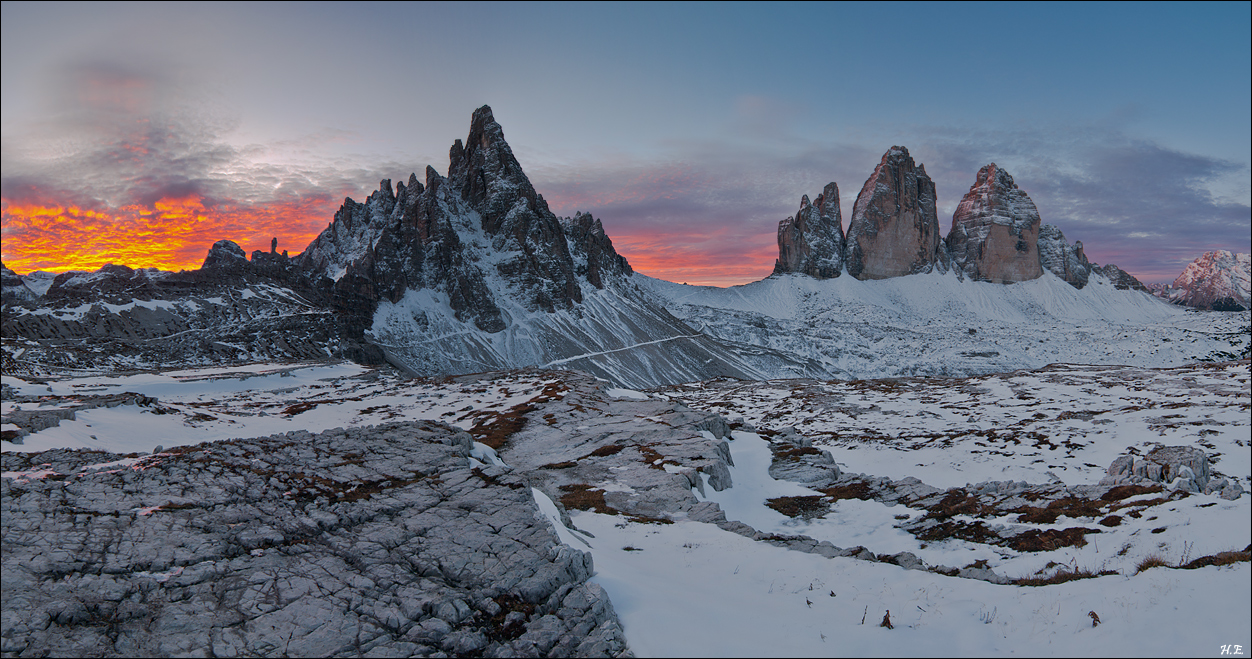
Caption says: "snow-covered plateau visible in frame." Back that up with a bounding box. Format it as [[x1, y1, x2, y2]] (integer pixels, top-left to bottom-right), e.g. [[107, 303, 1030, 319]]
[[2, 358, 1248, 657]]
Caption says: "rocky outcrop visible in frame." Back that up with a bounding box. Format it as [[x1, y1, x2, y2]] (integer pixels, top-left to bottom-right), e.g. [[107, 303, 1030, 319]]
[[200, 239, 251, 274], [1157, 250, 1251, 311], [0, 422, 631, 657], [0, 248, 383, 375], [1101, 445, 1243, 499], [563, 212, 633, 289], [844, 147, 947, 280], [1, 262, 37, 307], [765, 426, 841, 486], [1094, 263, 1149, 292], [1037, 224, 1092, 289], [946, 164, 1043, 283], [774, 183, 845, 279]]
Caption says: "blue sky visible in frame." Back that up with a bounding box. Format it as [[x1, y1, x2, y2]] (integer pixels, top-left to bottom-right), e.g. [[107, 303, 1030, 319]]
[[3, 1, 1248, 283]]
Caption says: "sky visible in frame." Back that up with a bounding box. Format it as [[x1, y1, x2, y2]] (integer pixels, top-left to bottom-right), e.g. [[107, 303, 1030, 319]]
[[2, 2, 1249, 286]]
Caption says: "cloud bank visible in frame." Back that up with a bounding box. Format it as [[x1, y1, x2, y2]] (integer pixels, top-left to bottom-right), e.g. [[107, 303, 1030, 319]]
[[3, 64, 1247, 287], [1, 63, 410, 273]]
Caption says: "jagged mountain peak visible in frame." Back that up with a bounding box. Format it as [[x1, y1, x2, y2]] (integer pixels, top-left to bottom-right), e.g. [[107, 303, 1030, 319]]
[[447, 105, 553, 234]]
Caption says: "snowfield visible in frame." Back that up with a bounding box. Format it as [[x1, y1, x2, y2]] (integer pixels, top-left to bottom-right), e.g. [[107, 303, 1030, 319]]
[[640, 271, 1250, 380], [3, 357, 1248, 657]]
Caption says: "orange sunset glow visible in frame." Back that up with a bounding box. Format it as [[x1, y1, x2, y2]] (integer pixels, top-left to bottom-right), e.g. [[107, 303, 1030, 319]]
[[609, 231, 778, 287], [1, 194, 339, 274]]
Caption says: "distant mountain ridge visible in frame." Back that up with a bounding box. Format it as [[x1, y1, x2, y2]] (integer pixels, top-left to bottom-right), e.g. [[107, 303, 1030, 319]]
[[1153, 251, 1251, 311], [3, 106, 1243, 383]]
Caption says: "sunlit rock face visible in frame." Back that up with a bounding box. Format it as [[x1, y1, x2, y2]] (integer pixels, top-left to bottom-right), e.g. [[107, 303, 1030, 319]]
[[947, 164, 1043, 284], [1161, 250, 1251, 310], [774, 182, 845, 279], [844, 147, 947, 280]]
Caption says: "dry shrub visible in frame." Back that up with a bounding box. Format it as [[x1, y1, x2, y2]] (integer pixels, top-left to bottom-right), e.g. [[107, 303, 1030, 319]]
[[1135, 554, 1171, 573]]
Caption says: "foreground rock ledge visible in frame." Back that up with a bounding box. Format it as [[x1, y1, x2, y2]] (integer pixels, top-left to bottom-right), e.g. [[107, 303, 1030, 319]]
[[1, 422, 629, 658]]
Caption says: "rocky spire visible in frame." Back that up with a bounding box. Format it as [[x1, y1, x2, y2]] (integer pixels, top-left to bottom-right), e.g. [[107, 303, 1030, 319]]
[[1037, 224, 1091, 289], [946, 164, 1043, 283], [844, 147, 946, 280], [774, 182, 845, 279]]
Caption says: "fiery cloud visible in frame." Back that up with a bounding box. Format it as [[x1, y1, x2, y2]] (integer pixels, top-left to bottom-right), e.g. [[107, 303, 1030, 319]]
[[1, 194, 339, 273], [0, 59, 407, 275]]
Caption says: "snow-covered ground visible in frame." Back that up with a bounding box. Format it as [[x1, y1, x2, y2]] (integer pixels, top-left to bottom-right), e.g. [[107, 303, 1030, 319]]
[[641, 271, 1251, 379], [566, 507, 1248, 657], [1, 363, 560, 455], [3, 360, 1249, 657]]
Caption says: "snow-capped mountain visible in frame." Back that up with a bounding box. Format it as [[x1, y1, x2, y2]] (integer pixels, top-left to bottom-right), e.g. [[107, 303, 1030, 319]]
[[294, 106, 774, 387], [3, 107, 1243, 385], [1156, 250, 1251, 311]]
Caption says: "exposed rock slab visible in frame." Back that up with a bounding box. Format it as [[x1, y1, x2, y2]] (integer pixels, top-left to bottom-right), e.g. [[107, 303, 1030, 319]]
[[1, 421, 630, 657]]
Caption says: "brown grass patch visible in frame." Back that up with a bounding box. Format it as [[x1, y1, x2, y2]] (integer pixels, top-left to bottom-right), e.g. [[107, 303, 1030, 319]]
[[1101, 484, 1162, 501], [1013, 497, 1105, 524], [1005, 527, 1097, 552], [468, 402, 535, 450], [1098, 515, 1123, 527], [765, 496, 829, 518], [1179, 549, 1251, 570], [626, 514, 674, 525], [912, 520, 998, 544], [821, 481, 874, 501], [283, 400, 329, 415], [586, 444, 625, 458], [770, 444, 823, 461], [1013, 567, 1110, 587], [558, 483, 614, 515], [638, 445, 680, 470], [932, 490, 995, 519], [540, 461, 578, 470]]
